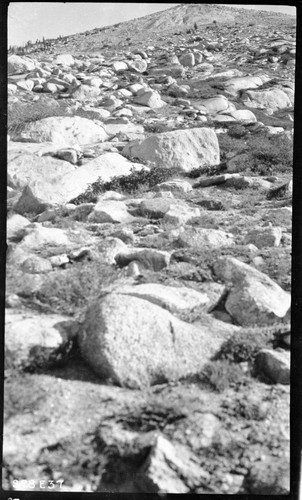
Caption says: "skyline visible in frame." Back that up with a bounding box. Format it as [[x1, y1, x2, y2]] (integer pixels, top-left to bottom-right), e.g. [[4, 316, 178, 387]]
[[8, 3, 296, 47]]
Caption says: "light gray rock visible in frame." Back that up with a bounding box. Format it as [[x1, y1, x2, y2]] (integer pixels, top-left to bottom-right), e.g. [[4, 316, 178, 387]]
[[8, 153, 76, 191], [149, 64, 185, 78], [244, 88, 293, 111], [14, 153, 147, 214], [79, 293, 238, 388], [5, 310, 74, 369], [98, 191, 127, 201], [88, 200, 134, 224], [70, 85, 101, 100], [16, 79, 35, 91], [20, 255, 53, 273], [137, 435, 209, 493], [123, 128, 220, 173], [112, 61, 128, 72], [16, 116, 108, 147], [223, 76, 264, 95], [7, 214, 31, 242], [177, 227, 235, 249], [224, 176, 272, 191], [133, 90, 166, 108], [128, 59, 148, 73], [49, 254, 70, 267], [8, 55, 37, 75], [17, 225, 74, 250], [103, 121, 144, 139], [116, 283, 211, 313], [154, 179, 193, 194], [55, 54, 74, 66], [195, 96, 230, 115], [97, 237, 128, 264], [229, 109, 257, 122], [213, 257, 291, 326], [163, 202, 201, 225]]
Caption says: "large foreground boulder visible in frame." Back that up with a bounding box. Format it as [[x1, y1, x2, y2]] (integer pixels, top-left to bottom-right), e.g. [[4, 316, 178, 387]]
[[15, 116, 109, 146], [78, 293, 238, 388], [123, 128, 220, 172]]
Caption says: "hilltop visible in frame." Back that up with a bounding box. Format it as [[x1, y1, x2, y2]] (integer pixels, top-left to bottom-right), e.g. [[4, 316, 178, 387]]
[[10, 4, 296, 56]]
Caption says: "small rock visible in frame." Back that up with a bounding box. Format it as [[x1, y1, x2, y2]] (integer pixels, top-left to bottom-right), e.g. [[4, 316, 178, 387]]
[[163, 202, 200, 226], [139, 199, 171, 218], [20, 255, 53, 273], [97, 237, 128, 265], [137, 435, 209, 493], [50, 254, 70, 267], [115, 248, 170, 272], [179, 52, 195, 67], [7, 214, 31, 242], [5, 310, 73, 369], [88, 200, 134, 224], [55, 54, 74, 66], [133, 90, 166, 108], [177, 227, 234, 249], [255, 349, 290, 384], [155, 179, 193, 194]]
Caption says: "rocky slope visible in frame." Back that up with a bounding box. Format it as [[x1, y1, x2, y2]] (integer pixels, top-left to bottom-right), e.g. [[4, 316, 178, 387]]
[[5, 3, 294, 494]]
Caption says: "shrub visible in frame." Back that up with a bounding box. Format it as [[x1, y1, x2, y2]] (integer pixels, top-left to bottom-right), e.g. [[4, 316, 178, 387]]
[[218, 128, 293, 175], [70, 165, 183, 204], [7, 100, 71, 136], [185, 162, 227, 178], [199, 360, 246, 392], [248, 134, 293, 174], [215, 329, 273, 364], [35, 257, 120, 315], [228, 124, 248, 139], [218, 133, 247, 160]]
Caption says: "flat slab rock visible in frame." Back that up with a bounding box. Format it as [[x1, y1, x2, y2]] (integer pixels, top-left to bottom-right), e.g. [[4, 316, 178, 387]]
[[116, 283, 212, 313]]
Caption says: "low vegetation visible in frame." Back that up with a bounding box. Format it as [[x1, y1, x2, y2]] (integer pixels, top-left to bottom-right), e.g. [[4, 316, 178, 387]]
[[218, 125, 293, 175], [70, 165, 183, 203]]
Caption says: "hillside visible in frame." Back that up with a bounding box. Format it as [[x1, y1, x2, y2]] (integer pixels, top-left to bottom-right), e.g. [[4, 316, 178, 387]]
[[5, 2, 294, 495]]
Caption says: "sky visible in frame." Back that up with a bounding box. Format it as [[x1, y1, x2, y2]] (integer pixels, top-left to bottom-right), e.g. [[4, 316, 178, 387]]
[[8, 3, 296, 47]]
